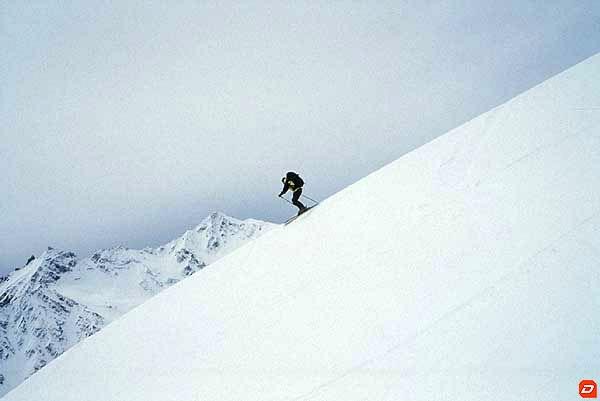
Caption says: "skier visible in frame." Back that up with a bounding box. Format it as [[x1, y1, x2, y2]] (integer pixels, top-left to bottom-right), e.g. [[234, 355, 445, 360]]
[[278, 171, 307, 215]]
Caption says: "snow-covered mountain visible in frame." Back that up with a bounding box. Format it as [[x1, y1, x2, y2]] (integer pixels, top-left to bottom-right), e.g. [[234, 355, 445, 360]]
[[0, 212, 274, 397], [4, 53, 600, 401]]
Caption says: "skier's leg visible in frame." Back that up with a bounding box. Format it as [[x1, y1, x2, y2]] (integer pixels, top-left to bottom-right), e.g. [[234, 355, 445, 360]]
[[292, 188, 306, 212]]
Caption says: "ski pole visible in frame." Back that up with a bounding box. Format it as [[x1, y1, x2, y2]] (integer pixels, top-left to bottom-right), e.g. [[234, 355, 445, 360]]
[[278, 196, 294, 205], [300, 194, 319, 204]]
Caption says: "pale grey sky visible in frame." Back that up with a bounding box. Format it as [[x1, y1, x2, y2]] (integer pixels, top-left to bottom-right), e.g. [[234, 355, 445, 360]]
[[2, 1, 600, 274]]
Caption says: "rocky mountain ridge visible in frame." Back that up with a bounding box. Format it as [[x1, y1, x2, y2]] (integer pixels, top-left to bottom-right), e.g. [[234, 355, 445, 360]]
[[0, 212, 274, 397]]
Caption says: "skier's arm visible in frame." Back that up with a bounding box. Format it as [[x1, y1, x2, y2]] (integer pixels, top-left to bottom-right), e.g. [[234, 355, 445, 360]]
[[278, 183, 289, 197]]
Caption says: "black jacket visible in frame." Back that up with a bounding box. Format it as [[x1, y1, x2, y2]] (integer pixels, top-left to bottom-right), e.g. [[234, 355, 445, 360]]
[[279, 172, 304, 196]]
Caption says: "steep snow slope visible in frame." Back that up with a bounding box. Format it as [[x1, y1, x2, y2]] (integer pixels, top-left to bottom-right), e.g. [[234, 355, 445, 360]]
[[5, 54, 600, 401], [0, 212, 273, 397]]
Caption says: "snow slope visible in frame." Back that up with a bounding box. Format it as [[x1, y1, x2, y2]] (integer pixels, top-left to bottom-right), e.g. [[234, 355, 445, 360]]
[[5, 54, 600, 401], [0, 213, 273, 397]]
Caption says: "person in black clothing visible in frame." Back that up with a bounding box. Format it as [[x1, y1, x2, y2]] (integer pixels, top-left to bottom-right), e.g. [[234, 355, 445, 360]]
[[278, 171, 307, 215]]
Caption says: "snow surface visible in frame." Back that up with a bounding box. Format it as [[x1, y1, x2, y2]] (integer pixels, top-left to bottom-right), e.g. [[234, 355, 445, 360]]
[[4, 54, 600, 401]]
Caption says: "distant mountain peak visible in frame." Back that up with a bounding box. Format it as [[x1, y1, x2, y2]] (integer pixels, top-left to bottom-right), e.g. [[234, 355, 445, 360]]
[[30, 250, 77, 285], [195, 211, 239, 230]]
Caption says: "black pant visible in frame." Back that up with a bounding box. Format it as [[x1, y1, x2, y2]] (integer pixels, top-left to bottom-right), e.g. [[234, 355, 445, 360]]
[[292, 188, 306, 211]]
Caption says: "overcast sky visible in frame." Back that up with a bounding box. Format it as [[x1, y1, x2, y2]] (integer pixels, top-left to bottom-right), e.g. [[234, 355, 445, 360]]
[[2, 1, 599, 274]]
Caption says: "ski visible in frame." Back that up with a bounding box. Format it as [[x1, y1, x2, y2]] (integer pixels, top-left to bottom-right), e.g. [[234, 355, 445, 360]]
[[284, 206, 315, 225]]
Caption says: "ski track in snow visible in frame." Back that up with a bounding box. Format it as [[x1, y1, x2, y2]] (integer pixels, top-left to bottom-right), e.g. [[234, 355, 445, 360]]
[[292, 206, 600, 401]]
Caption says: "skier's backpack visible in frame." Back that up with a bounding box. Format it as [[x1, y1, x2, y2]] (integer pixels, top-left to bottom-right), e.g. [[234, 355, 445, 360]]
[[287, 171, 304, 187]]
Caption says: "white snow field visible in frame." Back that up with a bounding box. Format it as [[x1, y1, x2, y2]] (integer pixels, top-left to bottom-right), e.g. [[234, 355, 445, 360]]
[[5, 54, 600, 401]]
